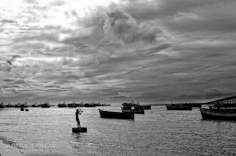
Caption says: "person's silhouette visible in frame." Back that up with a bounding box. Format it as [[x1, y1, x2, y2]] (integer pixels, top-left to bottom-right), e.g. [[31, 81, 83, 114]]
[[75, 109, 83, 127]]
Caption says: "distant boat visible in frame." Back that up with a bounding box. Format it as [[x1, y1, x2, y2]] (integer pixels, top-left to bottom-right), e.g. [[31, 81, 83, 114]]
[[99, 109, 134, 119], [40, 102, 50, 108], [140, 104, 151, 110], [166, 104, 192, 110], [4, 103, 13, 108], [67, 102, 77, 108], [190, 103, 202, 107], [84, 103, 96, 107], [57, 102, 67, 108], [0, 103, 4, 108], [32, 104, 38, 107]]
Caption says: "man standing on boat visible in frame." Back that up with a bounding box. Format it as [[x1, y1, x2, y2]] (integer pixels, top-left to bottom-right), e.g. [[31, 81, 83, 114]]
[[75, 109, 83, 128]]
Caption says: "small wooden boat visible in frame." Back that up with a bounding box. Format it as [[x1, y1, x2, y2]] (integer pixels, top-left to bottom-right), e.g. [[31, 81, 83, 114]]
[[99, 109, 134, 119], [166, 104, 192, 110]]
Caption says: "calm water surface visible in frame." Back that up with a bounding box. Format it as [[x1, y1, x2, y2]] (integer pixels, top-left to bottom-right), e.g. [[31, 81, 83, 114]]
[[1, 105, 236, 156]]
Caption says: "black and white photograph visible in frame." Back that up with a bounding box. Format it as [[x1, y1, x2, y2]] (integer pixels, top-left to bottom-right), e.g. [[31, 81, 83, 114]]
[[1, 0, 236, 155]]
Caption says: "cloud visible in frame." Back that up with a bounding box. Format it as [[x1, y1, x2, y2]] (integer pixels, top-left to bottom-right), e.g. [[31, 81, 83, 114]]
[[175, 91, 201, 99], [204, 87, 235, 99], [103, 8, 166, 45], [1, 0, 236, 103]]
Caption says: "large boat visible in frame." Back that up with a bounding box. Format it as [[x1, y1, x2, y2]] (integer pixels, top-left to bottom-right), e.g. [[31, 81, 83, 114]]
[[200, 107, 236, 120], [99, 109, 134, 119], [200, 95, 236, 120], [166, 104, 192, 110], [121, 102, 145, 114]]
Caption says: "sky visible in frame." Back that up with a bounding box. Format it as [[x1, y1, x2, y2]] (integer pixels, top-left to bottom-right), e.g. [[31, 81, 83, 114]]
[[0, 0, 236, 104]]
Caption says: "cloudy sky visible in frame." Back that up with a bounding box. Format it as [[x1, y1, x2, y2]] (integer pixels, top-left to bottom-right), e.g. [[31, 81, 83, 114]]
[[0, 0, 236, 104]]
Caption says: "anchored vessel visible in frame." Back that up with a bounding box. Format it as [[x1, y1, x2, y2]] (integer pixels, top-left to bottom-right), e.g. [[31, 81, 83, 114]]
[[99, 109, 134, 119], [121, 102, 145, 114], [166, 104, 192, 110], [200, 95, 236, 120]]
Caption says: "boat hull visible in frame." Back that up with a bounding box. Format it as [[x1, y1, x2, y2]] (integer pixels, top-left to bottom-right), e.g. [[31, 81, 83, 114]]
[[200, 108, 236, 120], [99, 109, 134, 119], [121, 107, 144, 114]]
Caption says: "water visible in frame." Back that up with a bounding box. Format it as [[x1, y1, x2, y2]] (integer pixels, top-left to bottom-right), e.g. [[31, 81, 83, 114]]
[[1, 106, 236, 156]]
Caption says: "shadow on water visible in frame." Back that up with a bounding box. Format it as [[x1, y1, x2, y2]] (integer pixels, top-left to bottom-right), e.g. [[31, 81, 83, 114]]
[[71, 132, 82, 142]]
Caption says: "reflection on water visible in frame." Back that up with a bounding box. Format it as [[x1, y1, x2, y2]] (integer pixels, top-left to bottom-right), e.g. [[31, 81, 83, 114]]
[[1, 106, 236, 155]]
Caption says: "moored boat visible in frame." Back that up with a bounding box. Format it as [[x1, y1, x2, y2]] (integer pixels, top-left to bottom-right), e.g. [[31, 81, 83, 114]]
[[57, 102, 67, 108], [200, 107, 236, 120], [121, 105, 144, 114], [67, 102, 77, 108], [166, 104, 192, 110], [40, 102, 50, 108], [200, 95, 236, 120], [99, 109, 134, 119], [0, 103, 4, 108], [140, 104, 151, 110], [121, 101, 145, 114]]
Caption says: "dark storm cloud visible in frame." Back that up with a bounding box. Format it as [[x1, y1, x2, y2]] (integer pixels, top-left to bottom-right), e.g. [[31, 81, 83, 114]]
[[125, 0, 211, 19], [204, 88, 235, 99], [125, 0, 236, 33]]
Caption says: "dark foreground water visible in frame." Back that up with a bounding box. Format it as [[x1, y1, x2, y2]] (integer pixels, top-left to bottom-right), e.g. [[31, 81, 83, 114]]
[[1, 105, 236, 156]]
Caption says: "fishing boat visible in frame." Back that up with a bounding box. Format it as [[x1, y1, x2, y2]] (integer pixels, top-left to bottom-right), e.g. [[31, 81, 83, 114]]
[[67, 102, 77, 108], [40, 102, 50, 108], [166, 104, 192, 110], [31, 103, 39, 107], [200, 107, 236, 120], [0, 103, 4, 108], [121, 101, 145, 114], [99, 109, 134, 119], [200, 95, 236, 120], [57, 102, 67, 108], [121, 105, 144, 114]]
